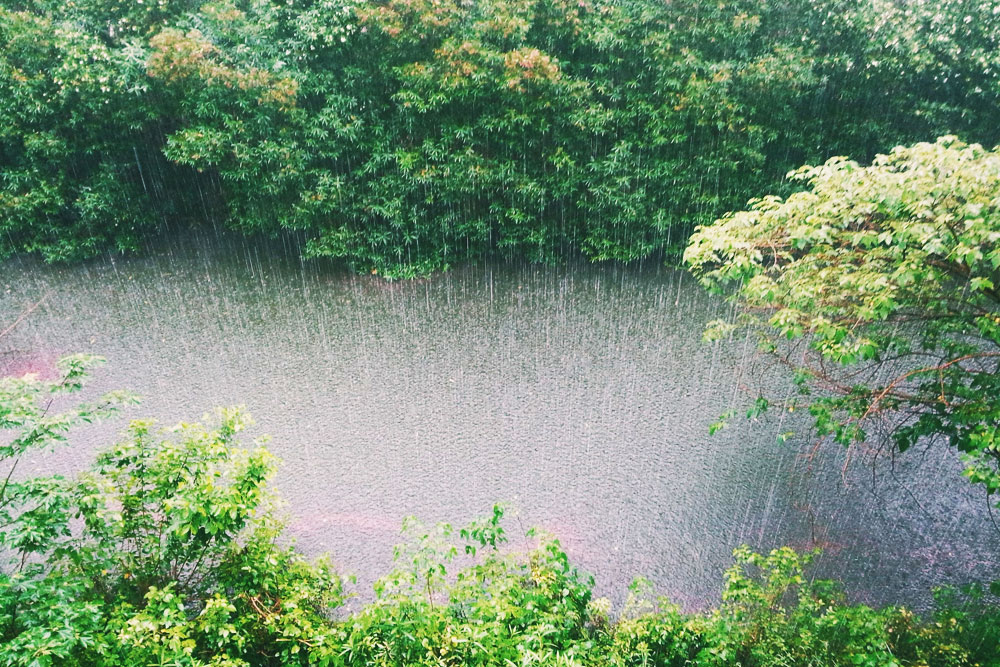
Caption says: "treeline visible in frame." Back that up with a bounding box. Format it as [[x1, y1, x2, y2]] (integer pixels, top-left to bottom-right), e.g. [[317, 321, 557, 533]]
[[2, 358, 998, 666], [1, 0, 999, 276]]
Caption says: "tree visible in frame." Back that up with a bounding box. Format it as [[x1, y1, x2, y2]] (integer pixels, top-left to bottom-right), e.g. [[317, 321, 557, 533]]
[[0, 354, 136, 665], [0, 8, 162, 262], [0, 358, 342, 666], [684, 136, 1000, 506], [0, 354, 137, 561], [5, 0, 1000, 275]]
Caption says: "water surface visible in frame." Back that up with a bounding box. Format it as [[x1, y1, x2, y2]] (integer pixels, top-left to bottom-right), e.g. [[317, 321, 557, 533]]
[[2, 233, 996, 609]]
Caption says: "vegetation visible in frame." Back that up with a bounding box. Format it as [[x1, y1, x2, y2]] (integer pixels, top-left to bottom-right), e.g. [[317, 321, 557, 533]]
[[2, 0, 1000, 275], [1, 359, 343, 665], [2, 358, 999, 665], [4, 0, 1000, 663], [685, 137, 1000, 521]]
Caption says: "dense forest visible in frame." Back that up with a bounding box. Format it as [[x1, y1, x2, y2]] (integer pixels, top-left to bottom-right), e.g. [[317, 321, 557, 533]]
[[4, 0, 1000, 664], [2, 0, 999, 276]]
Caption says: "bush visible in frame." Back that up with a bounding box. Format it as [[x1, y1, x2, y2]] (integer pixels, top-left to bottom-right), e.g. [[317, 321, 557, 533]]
[[2, 358, 997, 665], [0, 364, 342, 666], [4, 1, 1000, 274]]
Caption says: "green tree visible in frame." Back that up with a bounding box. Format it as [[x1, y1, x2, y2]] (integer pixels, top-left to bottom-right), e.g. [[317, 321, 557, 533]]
[[0, 358, 342, 666], [5, 0, 1000, 274], [0, 8, 163, 261], [0, 354, 137, 665], [685, 136, 1000, 509]]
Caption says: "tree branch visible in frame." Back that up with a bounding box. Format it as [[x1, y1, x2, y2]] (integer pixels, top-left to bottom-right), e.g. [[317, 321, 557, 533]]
[[0, 292, 51, 340]]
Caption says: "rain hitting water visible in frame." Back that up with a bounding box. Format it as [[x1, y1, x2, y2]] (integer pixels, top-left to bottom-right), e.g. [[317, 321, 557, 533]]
[[2, 231, 997, 610]]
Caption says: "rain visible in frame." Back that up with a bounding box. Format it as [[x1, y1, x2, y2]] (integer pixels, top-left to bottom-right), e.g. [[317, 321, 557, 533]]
[[3, 229, 996, 610]]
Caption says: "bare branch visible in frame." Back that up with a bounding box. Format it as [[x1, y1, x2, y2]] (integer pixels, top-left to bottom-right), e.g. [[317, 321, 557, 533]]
[[0, 292, 51, 340]]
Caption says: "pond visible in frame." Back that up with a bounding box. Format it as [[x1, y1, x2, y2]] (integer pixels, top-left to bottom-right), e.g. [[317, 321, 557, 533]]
[[2, 231, 996, 610]]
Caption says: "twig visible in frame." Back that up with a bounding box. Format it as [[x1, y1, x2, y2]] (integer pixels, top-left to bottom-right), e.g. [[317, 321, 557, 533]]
[[987, 492, 1000, 538], [0, 292, 51, 340], [0, 457, 20, 507]]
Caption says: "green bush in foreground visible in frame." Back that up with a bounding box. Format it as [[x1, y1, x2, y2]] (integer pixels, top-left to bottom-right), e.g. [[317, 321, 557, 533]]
[[0, 361, 342, 665], [1, 359, 998, 665]]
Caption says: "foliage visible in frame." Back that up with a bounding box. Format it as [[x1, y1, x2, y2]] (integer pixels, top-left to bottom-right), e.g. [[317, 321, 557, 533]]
[[341, 506, 596, 665], [2, 0, 1000, 274], [0, 354, 137, 561], [685, 137, 1000, 511], [0, 361, 342, 666], [336, 509, 997, 667], [2, 359, 998, 664], [698, 546, 972, 667], [0, 9, 160, 261]]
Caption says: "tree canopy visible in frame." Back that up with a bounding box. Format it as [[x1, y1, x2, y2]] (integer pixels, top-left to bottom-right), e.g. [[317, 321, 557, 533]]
[[2, 0, 1000, 275], [685, 136, 1000, 503]]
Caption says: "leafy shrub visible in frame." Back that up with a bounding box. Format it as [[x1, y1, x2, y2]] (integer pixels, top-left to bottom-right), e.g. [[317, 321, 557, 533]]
[[4, 1, 1000, 274], [2, 357, 998, 665], [0, 363, 342, 666]]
